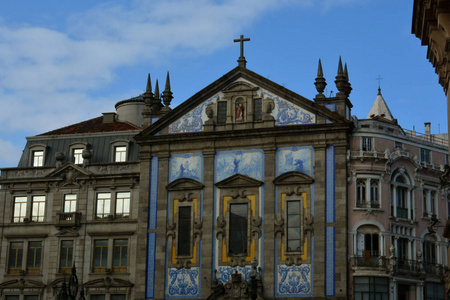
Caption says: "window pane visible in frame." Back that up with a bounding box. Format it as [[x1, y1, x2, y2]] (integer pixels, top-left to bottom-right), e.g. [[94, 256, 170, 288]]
[[5, 296, 20, 300], [96, 193, 111, 218], [113, 239, 128, 272], [115, 146, 127, 162], [253, 99, 262, 121], [116, 192, 130, 218], [27, 241, 42, 270], [177, 206, 191, 256], [24, 296, 39, 300], [32, 150, 44, 167], [229, 203, 248, 255], [32, 196, 45, 222], [217, 101, 227, 124], [91, 295, 106, 300], [64, 194, 77, 212], [94, 240, 108, 268], [8, 242, 23, 270], [13, 197, 27, 223], [286, 200, 301, 252], [60, 240, 73, 270], [73, 148, 83, 164], [111, 295, 126, 300]]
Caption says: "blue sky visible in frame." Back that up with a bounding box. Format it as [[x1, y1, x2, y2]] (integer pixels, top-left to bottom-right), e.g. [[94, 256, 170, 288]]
[[0, 0, 446, 167]]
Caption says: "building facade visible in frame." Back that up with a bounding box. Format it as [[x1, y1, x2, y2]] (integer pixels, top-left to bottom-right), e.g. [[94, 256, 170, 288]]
[[135, 58, 354, 299], [0, 98, 148, 299], [348, 89, 449, 299]]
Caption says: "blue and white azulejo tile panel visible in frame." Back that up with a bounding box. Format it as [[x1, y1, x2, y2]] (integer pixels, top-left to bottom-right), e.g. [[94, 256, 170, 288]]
[[216, 266, 252, 284], [168, 95, 218, 134], [276, 147, 313, 177], [261, 91, 316, 126], [215, 150, 263, 182], [169, 153, 203, 183], [166, 267, 200, 298], [275, 264, 312, 297]]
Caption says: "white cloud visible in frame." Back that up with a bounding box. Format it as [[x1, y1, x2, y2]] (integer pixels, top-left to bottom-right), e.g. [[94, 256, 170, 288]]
[[0, 139, 22, 168], [0, 0, 363, 166]]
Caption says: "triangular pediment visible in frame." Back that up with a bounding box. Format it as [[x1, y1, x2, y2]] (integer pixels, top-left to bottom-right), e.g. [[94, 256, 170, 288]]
[[0, 279, 46, 289], [273, 171, 314, 185], [215, 173, 263, 188], [55, 228, 80, 237], [46, 162, 92, 179], [135, 67, 349, 140], [166, 178, 204, 191], [84, 277, 134, 288]]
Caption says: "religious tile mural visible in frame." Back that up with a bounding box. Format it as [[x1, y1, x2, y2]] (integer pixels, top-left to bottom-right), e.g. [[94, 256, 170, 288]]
[[275, 264, 312, 297], [168, 95, 218, 134], [261, 91, 316, 126], [276, 146, 313, 177], [166, 267, 200, 298], [169, 153, 203, 183], [215, 150, 263, 182]]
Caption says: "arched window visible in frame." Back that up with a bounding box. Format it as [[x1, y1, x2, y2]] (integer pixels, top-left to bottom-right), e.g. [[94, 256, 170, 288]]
[[391, 171, 414, 220], [356, 225, 380, 258]]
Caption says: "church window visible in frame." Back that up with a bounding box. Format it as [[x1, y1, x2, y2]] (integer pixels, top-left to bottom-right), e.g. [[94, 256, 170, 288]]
[[361, 137, 373, 151], [229, 203, 248, 255], [59, 240, 73, 273], [8, 242, 23, 274], [177, 206, 192, 256], [286, 200, 301, 252], [253, 99, 262, 121], [93, 240, 108, 273], [32, 150, 44, 167], [64, 194, 77, 213], [420, 148, 431, 163], [31, 196, 45, 222], [114, 146, 127, 162], [217, 101, 227, 124], [13, 196, 27, 223], [26, 241, 42, 274], [113, 239, 128, 273]]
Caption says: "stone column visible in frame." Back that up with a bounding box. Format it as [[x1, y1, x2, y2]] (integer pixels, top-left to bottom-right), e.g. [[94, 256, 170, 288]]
[[201, 148, 216, 297], [154, 151, 170, 299], [262, 143, 276, 297]]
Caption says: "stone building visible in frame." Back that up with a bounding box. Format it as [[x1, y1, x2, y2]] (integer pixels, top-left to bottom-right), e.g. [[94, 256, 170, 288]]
[[135, 51, 354, 299], [0, 97, 147, 299], [348, 89, 449, 299]]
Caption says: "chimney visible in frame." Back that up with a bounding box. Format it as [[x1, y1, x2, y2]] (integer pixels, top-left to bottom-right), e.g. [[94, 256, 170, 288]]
[[102, 112, 116, 123], [425, 122, 431, 136]]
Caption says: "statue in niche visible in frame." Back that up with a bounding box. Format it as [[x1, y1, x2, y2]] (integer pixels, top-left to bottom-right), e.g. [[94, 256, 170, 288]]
[[236, 102, 245, 121]]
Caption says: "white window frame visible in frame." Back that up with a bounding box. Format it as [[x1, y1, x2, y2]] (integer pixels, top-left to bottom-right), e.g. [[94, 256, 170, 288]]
[[110, 140, 130, 163], [69, 142, 88, 165], [95, 191, 132, 220], [28, 144, 46, 167], [12, 195, 46, 223]]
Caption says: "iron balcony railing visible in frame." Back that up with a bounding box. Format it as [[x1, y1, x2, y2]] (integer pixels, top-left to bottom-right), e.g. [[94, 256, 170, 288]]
[[353, 255, 387, 268]]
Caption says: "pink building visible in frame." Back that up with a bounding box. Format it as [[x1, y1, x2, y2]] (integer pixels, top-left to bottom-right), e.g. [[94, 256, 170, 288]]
[[348, 88, 449, 300]]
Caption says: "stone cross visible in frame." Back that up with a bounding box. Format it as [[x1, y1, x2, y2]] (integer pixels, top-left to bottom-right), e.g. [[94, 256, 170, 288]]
[[234, 35, 250, 67]]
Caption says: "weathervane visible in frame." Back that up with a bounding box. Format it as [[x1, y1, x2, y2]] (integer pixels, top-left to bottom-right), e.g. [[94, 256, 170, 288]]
[[234, 34, 250, 68], [376, 75, 383, 94]]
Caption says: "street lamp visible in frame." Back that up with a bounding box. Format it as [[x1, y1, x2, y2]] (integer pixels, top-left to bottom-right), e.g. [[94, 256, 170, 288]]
[[249, 257, 258, 300], [57, 265, 85, 300]]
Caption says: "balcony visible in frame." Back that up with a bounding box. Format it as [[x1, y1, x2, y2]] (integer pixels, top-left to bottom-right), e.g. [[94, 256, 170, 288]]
[[396, 207, 408, 219], [354, 255, 387, 268], [423, 262, 446, 277], [56, 212, 81, 228]]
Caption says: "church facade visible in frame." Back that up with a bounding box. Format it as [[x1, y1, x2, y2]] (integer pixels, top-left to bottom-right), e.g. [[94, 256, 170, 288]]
[[136, 55, 354, 299]]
